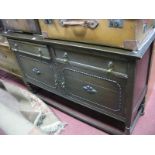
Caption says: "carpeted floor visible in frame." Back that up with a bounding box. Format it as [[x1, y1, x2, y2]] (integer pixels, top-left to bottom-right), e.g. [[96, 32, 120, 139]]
[[0, 69, 155, 135]]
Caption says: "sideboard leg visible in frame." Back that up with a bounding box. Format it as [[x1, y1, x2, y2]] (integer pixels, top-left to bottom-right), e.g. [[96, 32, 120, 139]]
[[26, 83, 38, 94], [124, 126, 131, 135]]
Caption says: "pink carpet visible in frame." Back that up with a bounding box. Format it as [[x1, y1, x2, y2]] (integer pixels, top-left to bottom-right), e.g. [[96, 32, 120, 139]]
[[0, 69, 155, 135]]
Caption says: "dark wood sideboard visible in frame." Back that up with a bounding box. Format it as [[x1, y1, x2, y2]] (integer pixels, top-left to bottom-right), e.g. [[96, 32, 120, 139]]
[[2, 30, 155, 134]]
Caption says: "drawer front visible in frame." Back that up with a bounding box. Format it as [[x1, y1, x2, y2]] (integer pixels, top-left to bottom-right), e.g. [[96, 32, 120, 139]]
[[8, 39, 51, 60], [63, 67, 123, 112], [18, 55, 56, 89], [54, 46, 128, 76]]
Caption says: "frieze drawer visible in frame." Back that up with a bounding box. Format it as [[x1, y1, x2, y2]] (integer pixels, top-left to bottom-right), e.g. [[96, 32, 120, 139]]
[[8, 39, 51, 60], [54, 46, 128, 76], [18, 55, 56, 89]]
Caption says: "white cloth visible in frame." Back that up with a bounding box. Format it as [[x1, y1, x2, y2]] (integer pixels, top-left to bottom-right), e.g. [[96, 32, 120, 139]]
[[0, 80, 66, 135], [0, 89, 42, 134]]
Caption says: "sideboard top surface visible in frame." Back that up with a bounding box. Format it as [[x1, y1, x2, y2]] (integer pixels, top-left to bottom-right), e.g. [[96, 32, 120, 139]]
[[1, 28, 155, 59]]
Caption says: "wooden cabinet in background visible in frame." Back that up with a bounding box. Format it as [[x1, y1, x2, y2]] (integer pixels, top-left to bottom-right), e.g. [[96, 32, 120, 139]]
[[0, 35, 22, 77], [1, 19, 40, 34]]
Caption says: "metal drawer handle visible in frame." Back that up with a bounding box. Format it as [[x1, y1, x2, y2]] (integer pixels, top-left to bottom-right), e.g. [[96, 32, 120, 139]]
[[83, 85, 97, 94], [62, 52, 69, 63], [59, 19, 99, 29], [107, 61, 114, 73], [32, 68, 41, 75], [11, 48, 18, 52], [61, 81, 65, 88]]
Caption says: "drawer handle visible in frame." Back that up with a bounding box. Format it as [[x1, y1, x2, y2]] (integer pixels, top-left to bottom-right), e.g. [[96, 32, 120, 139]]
[[59, 19, 99, 29], [83, 85, 97, 94], [32, 68, 41, 75], [107, 61, 114, 73], [11, 48, 18, 52], [62, 52, 69, 63]]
